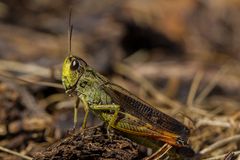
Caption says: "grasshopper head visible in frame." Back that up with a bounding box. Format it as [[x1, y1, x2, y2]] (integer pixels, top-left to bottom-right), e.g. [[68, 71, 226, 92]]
[[62, 55, 87, 94]]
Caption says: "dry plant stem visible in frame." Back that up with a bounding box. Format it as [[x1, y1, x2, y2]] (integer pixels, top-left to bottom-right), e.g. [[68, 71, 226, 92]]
[[55, 100, 76, 110], [164, 76, 180, 98], [0, 71, 63, 89], [18, 86, 42, 114], [200, 134, 240, 155], [115, 63, 183, 109], [202, 150, 240, 160], [188, 107, 215, 118], [195, 65, 229, 105], [0, 146, 32, 160], [187, 71, 204, 107], [196, 118, 232, 128], [0, 60, 51, 78], [144, 144, 172, 160], [133, 62, 240, 92], [39, 93, 68, 109]]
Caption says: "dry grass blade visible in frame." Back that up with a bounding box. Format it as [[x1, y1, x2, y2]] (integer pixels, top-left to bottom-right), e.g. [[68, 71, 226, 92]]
[[0, 71, 63, 89], [0, 146, 33, 160], [200, 135, 240, 155], [114, 63, 183, 109], [196, 118, 233, 128], [144, 143, 172, 160], [202, 151, 240, 160], [0, 60, 52, 78], [187, 71, 204, 107], [195, 65, 229, 105]]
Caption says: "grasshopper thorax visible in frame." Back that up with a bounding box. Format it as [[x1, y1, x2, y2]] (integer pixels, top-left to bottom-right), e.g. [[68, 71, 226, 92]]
[[62, 55, 87, 95]]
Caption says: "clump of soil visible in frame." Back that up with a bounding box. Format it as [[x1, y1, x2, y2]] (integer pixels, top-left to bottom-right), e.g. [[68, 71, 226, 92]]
[[33, 125, 141, 160]]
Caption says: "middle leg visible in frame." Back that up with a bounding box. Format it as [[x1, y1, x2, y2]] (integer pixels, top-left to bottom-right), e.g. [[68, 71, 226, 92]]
[[91, 104, 120, 136]]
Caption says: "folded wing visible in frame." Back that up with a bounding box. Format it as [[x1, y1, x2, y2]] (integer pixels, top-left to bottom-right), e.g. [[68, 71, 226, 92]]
[[102, 83, 190, 141]]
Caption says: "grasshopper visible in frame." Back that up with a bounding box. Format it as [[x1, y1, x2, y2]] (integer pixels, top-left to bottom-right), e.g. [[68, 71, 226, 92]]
[[62, 54, 194, 158], [61, 14, 194, 159]]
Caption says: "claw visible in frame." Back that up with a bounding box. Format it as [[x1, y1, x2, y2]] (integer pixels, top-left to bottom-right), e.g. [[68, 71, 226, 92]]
[[73, 121, 77, 130], [80, 127, 86, 137]]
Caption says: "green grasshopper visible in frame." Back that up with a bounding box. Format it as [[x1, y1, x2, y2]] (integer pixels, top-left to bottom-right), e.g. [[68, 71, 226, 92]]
[[61, 14, 194, 159], [62, 55, 194, 157]]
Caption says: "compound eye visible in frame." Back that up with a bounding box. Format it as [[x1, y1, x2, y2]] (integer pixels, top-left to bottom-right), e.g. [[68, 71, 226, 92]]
[[70, 59, 80, 71]]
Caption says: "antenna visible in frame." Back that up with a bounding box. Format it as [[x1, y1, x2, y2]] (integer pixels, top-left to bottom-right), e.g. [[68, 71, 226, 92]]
[[68, 8, 73, 55]]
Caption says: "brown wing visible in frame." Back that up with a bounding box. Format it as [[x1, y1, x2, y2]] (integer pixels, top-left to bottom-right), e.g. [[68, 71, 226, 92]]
[[102, 82, 190, 139]]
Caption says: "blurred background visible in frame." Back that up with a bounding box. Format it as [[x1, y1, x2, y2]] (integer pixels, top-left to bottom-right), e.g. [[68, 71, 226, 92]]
[[0, 0, 240, 159]]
